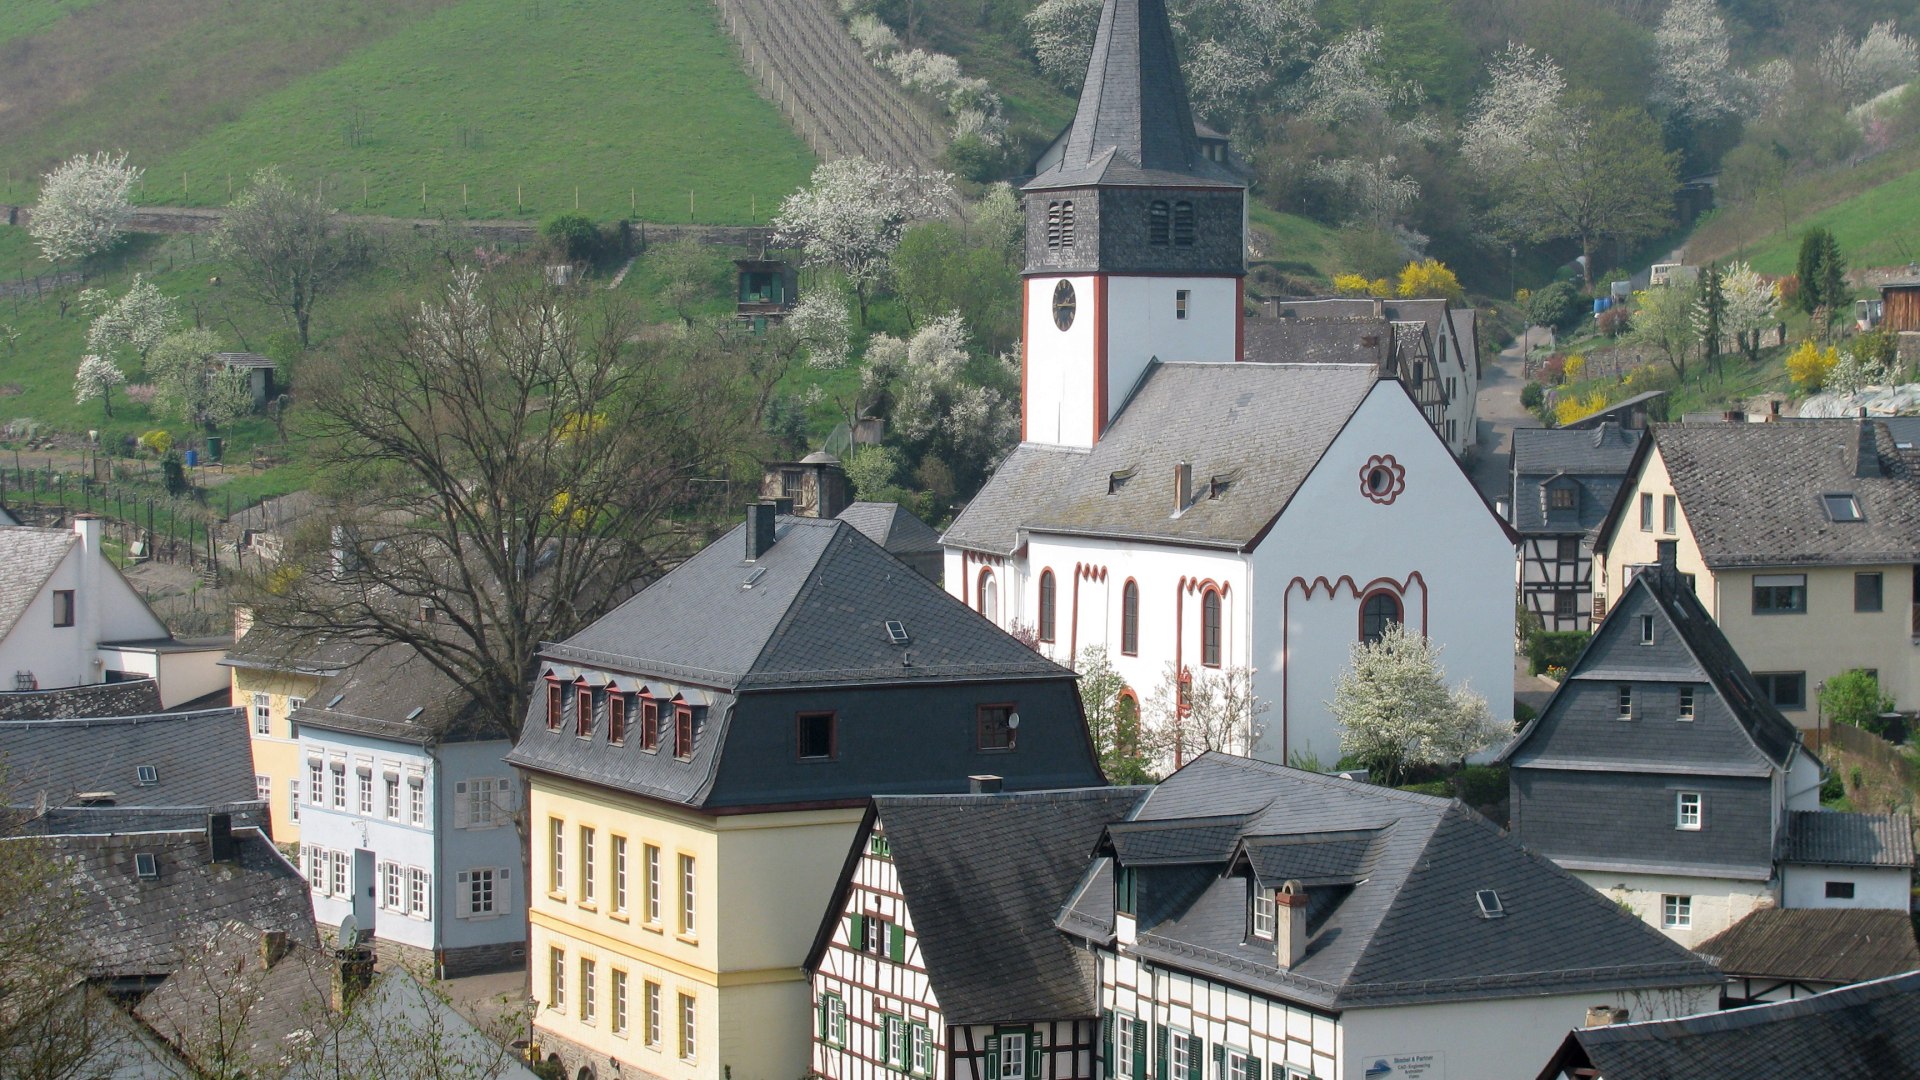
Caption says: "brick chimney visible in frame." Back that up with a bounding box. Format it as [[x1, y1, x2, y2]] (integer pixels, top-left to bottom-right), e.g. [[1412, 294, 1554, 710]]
[[1275, 879, 1309, 968], [331, 944, 376, 1013], [745, 502, 778, 561]]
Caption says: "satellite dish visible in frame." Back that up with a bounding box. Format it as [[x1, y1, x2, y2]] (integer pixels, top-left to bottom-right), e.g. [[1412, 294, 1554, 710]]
[[1007, 712, 1021, 730], [338, 914, 360, 948]]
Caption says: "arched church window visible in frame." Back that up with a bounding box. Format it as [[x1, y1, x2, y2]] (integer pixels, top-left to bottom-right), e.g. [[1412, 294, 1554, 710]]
[[1173, 201, 1195, 247], [1149, 201, 1170, 246], [1038, 569, 1057, 643], [1046, 201, 1076, 248], [978, 569, 999, 622], [1201, 589, 1222, 667], [1360, 591, 1402, 644]]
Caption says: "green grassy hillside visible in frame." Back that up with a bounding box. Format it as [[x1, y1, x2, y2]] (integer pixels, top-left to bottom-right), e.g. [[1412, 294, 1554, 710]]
[[0, 0, 813, 224]]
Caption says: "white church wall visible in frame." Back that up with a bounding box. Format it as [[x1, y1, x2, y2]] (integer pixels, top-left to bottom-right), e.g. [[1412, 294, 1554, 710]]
[[1024, 276, 1102, 449]]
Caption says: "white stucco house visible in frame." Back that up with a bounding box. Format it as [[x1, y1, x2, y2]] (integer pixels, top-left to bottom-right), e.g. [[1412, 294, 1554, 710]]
[[293, 640, 524, 977], [0, 516, 227, 708]]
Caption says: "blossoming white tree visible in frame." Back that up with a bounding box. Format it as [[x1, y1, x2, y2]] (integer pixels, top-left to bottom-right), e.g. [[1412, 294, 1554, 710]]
[[1720, 261, 1781, 363], [1144, 662, 1270, 764], [1331, 623, 1504, 785], [1651, 0, 1739, 122], [73, 355, 127, 417], [28, 151, 141, 263], [79, 274, 177, 371], [1820, 21, 1920, 105], [1460, 44, 1568, 170], [772, 158, 952, 324]]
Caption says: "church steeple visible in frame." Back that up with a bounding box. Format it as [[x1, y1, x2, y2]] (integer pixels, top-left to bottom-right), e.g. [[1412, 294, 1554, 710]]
[[1057, 0, 1215, 182]]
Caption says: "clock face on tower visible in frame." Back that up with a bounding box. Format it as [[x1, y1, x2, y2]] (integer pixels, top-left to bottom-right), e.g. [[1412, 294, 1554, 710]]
[[1052, 279, 1076, 331]]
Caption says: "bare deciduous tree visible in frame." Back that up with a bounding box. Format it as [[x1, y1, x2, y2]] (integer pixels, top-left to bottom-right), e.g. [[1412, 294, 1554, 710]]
[[215, 167, 369, 348]]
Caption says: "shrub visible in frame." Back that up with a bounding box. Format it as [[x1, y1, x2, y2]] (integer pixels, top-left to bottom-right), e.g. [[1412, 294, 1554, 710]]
[[1555, 390, 1610, 426], [1540, 355, 1567, 384], [1822, 669, 1897, 736], [1396, 259, 1465, 303], [1527, 630, 1591, 676], [1596, 306, 1631, 337], [542, 213, 601, 263], [1514, 699, 1538, 724], [1786, 340, 1840, 389], [1562, 354, 1586, 380], [942, 133, 1004, 183], [1454, 764, 1509, 807], [1820, 770, 1845, 804], [1520, 382, 1544, 411], [1527, 280, 1581, 331]]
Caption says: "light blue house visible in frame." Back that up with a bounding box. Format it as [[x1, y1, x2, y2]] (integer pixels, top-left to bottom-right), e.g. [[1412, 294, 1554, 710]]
[[290, 641, 524, 976]]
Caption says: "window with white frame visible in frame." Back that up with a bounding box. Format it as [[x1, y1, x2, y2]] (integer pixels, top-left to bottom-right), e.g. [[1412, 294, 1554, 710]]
[[1679, 686, 1695, 719], [308, 760, 324, 805], [581, 826, 596, 904], [330, 850, 349, 899], [912, 1023, 932, 1075], [613, 836, 628, 913], [407, 867, 429, 916], [357, 768, 373, 815], [330, 763, 346, 809], [679, 853, 697, 935], [381, 774, 397, 818], [287, 697, 305, 721], [678, 992, 696, 1061], [255, 774, 271, 802], [884, 1015, 906, 1067], [1116, 1017, 1137, 1075], [459, 777, 505, 828], [1676, 792, 1702, 830], [289, 781, 300, 822], [1228, 1048, 1256, 1080], [1639, 614, 1654, 644], [407, 776, 425, 826], [1000, 1031, 1027, 1080], [580, 957, 596, 1023], [646, 981, 662, 1046], [252, 693, 271, 735], [1170, 1031, 1192, 1080], [645, 844, 661, 923], [305, 846, 326, 890], [1662, 893, 1691, 928], [383, 862, 402, 911], [549, 818, 565, 894], [1252, 886, 1276, 938], [549, 948, 565, 1009], [823, 994, 846, 1046], [612, 969, 628, 1035], [463, 868, 497, 917], [1618, 685, 1633, 719]]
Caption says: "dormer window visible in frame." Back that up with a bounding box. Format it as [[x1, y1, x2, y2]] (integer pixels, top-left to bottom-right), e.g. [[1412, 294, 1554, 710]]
[[1822, 493, 1863, 522], [1115, 866, 1138, 916], [576, 687, 594, 739], [1251, 884, 1275, 938], [673, 703, 695, 760], [546, 681, 564, 731], [1548, 486, 1575, 510]]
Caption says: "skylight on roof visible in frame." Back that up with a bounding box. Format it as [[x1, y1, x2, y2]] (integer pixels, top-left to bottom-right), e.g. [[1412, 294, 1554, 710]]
[[326, 694, 345, 708], [135, 765, 157, 786], [404, 706, 425, 721], [885, 620, 910, 644], [742, 567, 768, 590], [134, 852, 158, 880], [1475, 889, 1505, 919], [1822, 493, 1863, 522]]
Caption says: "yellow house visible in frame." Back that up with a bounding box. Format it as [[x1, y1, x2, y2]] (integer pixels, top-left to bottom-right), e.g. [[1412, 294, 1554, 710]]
[[507, 507, 1105, 1080], [223, 622, 368, 845], [1595, 418, 1920, 725]]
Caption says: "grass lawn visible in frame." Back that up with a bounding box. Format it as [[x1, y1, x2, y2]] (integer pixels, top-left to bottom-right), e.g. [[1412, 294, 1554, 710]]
[[1685, 146, 1920, 274], [1250, 202, 1342, 288], [0, 0, 114, 48], [1735, 165, 1920, 276], [2, 0, 814, 225]]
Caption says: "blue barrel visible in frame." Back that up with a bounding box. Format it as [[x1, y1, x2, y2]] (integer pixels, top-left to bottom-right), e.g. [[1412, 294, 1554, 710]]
[[1593, 297, 1612, 314], [183, 449, 198, 467]]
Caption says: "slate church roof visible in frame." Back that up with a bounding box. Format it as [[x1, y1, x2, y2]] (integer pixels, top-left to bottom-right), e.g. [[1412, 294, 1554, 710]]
[[806, 786, 1147, 1026], [1028, 0, 1240, 190], [1057, 754, 1718, 1010], [1536, 971, 1920, 1078]]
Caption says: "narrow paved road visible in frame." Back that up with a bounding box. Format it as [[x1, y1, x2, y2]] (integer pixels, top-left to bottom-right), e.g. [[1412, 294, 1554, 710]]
[[1469, 329, 1543, 505]]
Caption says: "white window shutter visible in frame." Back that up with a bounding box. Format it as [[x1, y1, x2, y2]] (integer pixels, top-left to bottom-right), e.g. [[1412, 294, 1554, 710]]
[[499, 867, 513, 915], [457, 871, 471, 918], [454, 782, 470, 829]]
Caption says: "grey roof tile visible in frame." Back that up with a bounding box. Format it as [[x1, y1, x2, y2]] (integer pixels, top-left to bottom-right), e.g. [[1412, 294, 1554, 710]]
[[0, 527, 75, 641], [1510, 425, 1643, 536], [944, 363, 1378, 554], [862, 787, 1146, 1025], [1242, 317, 1393, 368], [836, 502, 943, 556], [0, 708, 261, 815], [291, 639, 493, 743], [1694, 907, 1920, 985], [0, 679, 162, 720], [1783, 810, 1914, 868], [1563, 971, 1920, 1076]]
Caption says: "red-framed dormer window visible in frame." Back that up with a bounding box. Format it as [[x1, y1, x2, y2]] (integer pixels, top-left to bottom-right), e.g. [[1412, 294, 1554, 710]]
[[673, 703, 695, 761], [608, 693, 627, 746], [576, 686, 594, 739], [640, 696, 660, 752], [546, 681, 564, 731]]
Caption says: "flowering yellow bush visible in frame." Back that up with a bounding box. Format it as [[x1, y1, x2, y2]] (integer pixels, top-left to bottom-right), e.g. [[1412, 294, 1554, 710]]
[[1555, 391, 1610, 426], [1367, 277, 1393, 298], [1786, 340, 1840, 389], [1332, 273, 1373, 297], [548, 491, 593, 528], [138, 429, 173, 456], [1562, 354, 1586, 380], [1396, 259, 1465, 303]]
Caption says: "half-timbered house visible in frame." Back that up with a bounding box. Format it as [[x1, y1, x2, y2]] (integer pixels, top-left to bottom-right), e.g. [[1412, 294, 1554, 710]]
[[806, 784, 1145, 1080], [1509, 423, 1642, 631], [1057, 753, 1721, 1080]]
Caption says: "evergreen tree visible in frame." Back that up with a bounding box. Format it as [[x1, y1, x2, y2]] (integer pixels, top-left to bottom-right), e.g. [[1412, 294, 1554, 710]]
[[1794, 230, 1827, 316], [1818, 229, 1848, 334], [1693, 262, 1726, 373]]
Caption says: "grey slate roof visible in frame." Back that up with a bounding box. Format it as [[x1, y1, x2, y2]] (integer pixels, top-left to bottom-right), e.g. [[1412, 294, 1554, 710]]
[[1241, 316, 1393, 368], [1605, 419, 1920, 568], [0, 708, 261, 816], [944, 363, 1379, 555], [1694, 907, 1920, 985], [40, 826, 315, 978], [0, 527, 75, 640], [1563, 389, 1666, 430], [1511, 424, 1642, 536], [1782, 810, 1914, 868], [290, 639, 493, 744], [550, 515, 1064, 691], [836, 501, 944, 557], [1059, 754, 1718, 1010], [809, 787, 1146, 1026], [1028, 0, 1240, 191], [222, 624, 369, 676], [0, 678, 162, 720], [1547, 971, 1920, 1078]]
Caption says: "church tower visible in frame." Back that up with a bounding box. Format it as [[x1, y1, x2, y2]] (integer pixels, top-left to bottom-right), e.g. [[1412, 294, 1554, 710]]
[[1021, 0, 1247, 449]]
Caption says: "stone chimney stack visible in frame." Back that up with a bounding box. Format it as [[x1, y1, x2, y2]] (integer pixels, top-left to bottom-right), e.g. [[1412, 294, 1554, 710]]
[[1655, 539, 1678, 590], [207, 812, 235, 862], [1275, 879, 1309, 968], [746, 502, 778, 561], [1855, 414, 1881, 478], [331, 944, 376, 1013], [1173, 463, 1192, 514], [969, 774, 1003, 794]]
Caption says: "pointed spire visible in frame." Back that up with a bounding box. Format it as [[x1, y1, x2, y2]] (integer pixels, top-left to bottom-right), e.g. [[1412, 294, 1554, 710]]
[[1058, 0, 1208, 178]]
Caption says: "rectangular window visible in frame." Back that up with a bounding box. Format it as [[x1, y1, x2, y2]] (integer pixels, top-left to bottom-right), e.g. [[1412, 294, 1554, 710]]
[[912, 1023, 931, 1075], [1639, 492, 1654, 531], [1662, 494, 1677, 534], [645, 981, 662, 1047], [330, 764, 346, 809], [383, 862, 402, 911], [1116, 1016, 1137, 1075], [679, 853, 697, 936], [1856, 572, 1885, 612], [977, 704, 1015, 750], [1679, 686, 1695, 719], [466, 777, 503, 828], [331, 850, 349, 899], [641, 698, 660, 751], [1639, 614, 1655, 644], [576, 688, 594, 739], [1676, 792, 1702, 830], [1115, 866, 1138, 915], [407, 867, 429, 915], [546, 682, 564, 731], [1753, 573, 1808, 614], [870, 832, 892, 857], [549, 818, 565, 894], [1827, 880, 1857, 899], [1251, 887, 1275, 938], [408, 778, 425, 825], [645, 844, 661, 924], [1662, 894, 1692, 929], [613, 836, 628, 913], [581, 826, 596, 904], [549, 948, 565, 1009], [1228, 1049, 1255, 1080], [678, 993, 696, 1061], [1556, 536, 1580, 561], [608, 695, 627, 745], [1175, 289, 1190, 320], [1170, 1032, 1192, 1079], [1618, 685, 1633, 720], [797, 712, 836, 760], [674, 704, 694, 760], [1823, 493, 1863, 521], [309, 760, 324, 805], [1549, 487, 1576, 511], [252, 693, 272, 735], [466, 867, 496, 916], [357, 770, 373, 815], [885, 1015, 907, 1067], [580, 958, 596, 1023], [305, 846, 324, 890], [52, 590, 75, 627], [1001, 1031, 1028, 1080], [286, 699, 304, 738], [1757, 671, 1807, 710], [385, 775, 400, 819], [823, 994, 847, 1046], [255, 774, 271, 802], [612, 969, 628, 1035], [1554, 589, 1577, 617]]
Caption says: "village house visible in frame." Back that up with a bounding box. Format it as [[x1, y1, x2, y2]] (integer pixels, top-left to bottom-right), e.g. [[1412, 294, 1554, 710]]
[[0, 516, 228, 708], [290, 639, 525, 978], [1592, 417, 1920, 719], [805, 783, 1145, 1080], [1056, 753, 1721, 1080], [1508, 422, 1643, 632], [947, 0, 1514, 766], [1693, 906, 1920, 1006], [224, 624, 368, 845], [1501, 541, 1913, 947], [505, 505, 1104, 1080]]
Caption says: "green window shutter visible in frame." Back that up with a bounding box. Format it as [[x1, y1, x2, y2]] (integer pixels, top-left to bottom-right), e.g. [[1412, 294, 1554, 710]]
[[985, 1034, 1001, 1080], [816, 999, 826, 1039], [1188, 1039, 1203, 1080], [1212, 1044, 1226, 1080], [1101, 1010, 1114, 1070], [890, 922, 906, 963], [1133, 1028, 1147, 1080], [851, 914, 866, 951], [1029, 1035, 1043, 1079], [1247, 1056, 1262, 1080], [1155, 1025, 1169, 1080]]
